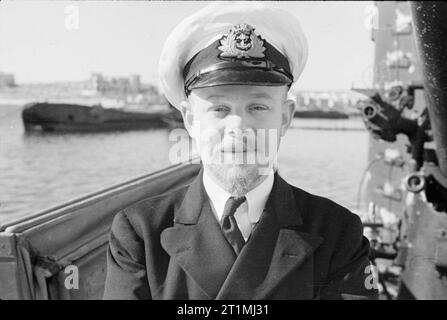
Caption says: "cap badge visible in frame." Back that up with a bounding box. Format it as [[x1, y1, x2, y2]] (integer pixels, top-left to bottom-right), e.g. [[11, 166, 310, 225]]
[[218, 24, 266, 59]]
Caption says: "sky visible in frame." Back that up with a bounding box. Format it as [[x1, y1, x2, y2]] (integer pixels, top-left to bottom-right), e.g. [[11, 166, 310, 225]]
[[0, 1, 374, 91]]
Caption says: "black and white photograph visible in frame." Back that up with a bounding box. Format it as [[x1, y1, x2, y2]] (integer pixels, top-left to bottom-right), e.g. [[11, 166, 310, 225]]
[[0, 0, 446, 303]]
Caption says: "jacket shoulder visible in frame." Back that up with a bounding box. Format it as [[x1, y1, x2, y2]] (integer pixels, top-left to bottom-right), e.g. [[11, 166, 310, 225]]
[[288, 183, 363, 234], [111, 182, 191, 237], [287, 182, 376, 299]]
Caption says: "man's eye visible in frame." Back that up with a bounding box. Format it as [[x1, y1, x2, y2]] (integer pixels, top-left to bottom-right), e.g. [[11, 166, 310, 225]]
[[250, 105, 269, 111], [209, 106, 229, 113]]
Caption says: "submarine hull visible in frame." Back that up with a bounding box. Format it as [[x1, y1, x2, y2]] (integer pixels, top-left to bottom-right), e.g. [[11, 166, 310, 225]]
[[22, 102, 170, 133]]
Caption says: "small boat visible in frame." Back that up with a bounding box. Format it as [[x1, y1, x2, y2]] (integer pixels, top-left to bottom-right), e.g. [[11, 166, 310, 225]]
[[21, 102, 175, 133]]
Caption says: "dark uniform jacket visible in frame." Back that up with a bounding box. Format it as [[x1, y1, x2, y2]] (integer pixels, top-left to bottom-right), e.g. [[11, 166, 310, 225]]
[[103, 169, 378, 300]]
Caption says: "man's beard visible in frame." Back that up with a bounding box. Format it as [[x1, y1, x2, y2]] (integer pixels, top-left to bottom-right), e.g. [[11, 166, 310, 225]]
[[197, 129, 277, 194], [205, 163, 263, 196]]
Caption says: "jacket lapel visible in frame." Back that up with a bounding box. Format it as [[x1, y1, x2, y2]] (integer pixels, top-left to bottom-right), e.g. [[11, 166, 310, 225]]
[[216, 174, 323, 299], [160, 169, 236, 299]]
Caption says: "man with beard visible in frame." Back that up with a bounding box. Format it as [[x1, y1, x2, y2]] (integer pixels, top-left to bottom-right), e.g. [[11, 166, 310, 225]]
[[103, 2, 378, 300]]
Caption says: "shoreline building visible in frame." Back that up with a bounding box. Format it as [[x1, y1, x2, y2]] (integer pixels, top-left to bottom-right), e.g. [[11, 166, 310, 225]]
[[88, 73, 163, 105], [90, 73, 142, 96], [0, 71, 16, 87], [294, 90, 359, 114]]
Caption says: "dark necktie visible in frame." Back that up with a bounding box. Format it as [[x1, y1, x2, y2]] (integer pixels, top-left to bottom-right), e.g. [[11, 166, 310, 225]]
[[220, 196, 246, 255]]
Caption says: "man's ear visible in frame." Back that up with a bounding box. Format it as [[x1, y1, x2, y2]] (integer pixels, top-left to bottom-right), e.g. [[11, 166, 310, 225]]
[[280, 98, 296, 136], [180, 100, 195, 138]]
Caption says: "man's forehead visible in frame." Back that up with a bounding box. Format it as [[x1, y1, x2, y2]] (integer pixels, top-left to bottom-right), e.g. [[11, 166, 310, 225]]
[[190, 86, 287, 101], [202, 93, 275, 102]]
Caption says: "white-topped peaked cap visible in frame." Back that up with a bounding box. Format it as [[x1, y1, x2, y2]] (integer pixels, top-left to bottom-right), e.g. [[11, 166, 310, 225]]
[[158, 1, 308, 109]]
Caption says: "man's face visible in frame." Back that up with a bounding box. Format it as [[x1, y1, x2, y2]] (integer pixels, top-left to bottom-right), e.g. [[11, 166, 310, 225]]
[[181, 85, 295, 195]]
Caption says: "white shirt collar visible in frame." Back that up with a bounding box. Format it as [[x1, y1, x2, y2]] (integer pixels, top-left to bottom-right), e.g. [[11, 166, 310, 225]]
[[202, 168, 274, 223]]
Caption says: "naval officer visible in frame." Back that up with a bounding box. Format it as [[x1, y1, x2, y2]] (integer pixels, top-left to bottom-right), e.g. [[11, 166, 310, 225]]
[[103, 2, 378, 300]]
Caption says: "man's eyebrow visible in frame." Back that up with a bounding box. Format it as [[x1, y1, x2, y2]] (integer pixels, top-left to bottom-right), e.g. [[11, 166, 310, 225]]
[[205, 94, 226, 100], [248, 93, 274, 100]]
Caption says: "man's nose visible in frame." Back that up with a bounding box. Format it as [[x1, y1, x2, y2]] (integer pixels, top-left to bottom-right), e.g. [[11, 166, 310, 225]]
[[224, 113, 250, 135]]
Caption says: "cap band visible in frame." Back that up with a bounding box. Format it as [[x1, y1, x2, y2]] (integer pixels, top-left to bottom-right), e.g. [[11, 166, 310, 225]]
[[184, 60, 294, 95]]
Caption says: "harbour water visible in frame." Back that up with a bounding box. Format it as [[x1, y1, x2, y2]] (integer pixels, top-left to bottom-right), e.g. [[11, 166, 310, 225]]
[[0, 103, 369, 223]]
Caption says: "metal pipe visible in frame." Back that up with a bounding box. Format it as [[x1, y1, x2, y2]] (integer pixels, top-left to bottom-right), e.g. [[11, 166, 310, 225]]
[[411, 2, 447, 176]]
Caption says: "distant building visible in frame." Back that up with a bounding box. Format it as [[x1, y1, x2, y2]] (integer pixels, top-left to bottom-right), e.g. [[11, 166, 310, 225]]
[[90, 73, 104, 93], [129, 74, 141, 93], [0, 72, 16, 87], [90, 73, 141, 95], [294, 90, 361, 111], [87, 73, 165, 105]]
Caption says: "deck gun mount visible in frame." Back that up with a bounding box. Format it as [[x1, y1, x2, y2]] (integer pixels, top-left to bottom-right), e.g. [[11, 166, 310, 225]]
[[356, 84, 430, 168], [352, 1, 447, 299], [355, 84, 446, 212]]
